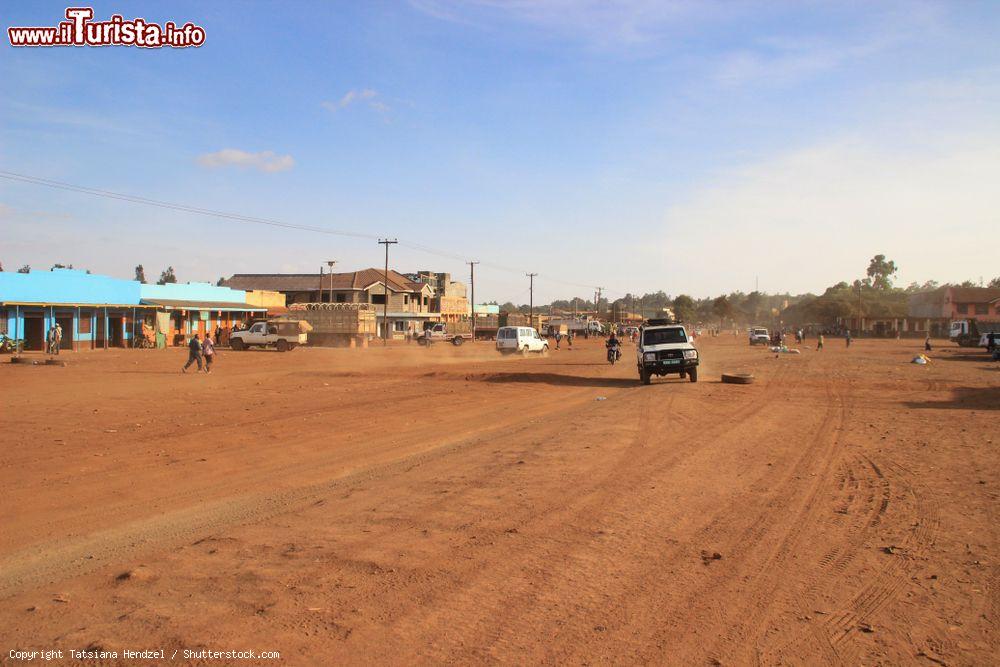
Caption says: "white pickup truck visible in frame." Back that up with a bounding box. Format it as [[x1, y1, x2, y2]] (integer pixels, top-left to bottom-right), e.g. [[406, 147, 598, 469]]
[[417, 323, 473, 346], [229, 321, 307, 352]]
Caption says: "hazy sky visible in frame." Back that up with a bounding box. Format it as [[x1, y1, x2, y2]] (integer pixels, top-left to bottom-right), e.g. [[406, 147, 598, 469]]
[[2, 1, 998, 303]]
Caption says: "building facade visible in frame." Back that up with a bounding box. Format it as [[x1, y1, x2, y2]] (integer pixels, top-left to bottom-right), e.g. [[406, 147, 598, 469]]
[[224, 268, 438, 338], [0, 269, 265, 350]]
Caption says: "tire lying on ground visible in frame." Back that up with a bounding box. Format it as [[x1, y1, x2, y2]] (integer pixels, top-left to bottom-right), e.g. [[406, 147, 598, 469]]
[[721, 373, 754, 385]]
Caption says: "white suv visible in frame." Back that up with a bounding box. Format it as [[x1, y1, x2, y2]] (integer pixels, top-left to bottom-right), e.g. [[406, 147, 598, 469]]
[[749, 327, 770, 345], [637, 320, 699, 384], [496, 326, 548, 355]]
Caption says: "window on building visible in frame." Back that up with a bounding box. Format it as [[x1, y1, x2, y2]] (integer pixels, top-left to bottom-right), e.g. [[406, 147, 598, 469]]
[[335, 292, 346, 303], [975, 303, 988, 315], [370, 293, 386, 305], [394, 321, 407, 332], [957, 303, 969, 314], [404, 295, 409, 305], [78, 311, 92, 334]]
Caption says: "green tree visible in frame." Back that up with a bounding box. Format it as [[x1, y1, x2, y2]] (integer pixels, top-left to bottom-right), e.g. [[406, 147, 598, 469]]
[[17, 265, 30, 273], [712, 295, 733, 326], [989, 277, 1000, 289], [672, 294, 696, 323], [135, 265, 147, 283], [157, 266, 177, 285], [866, 254, 898, 290]]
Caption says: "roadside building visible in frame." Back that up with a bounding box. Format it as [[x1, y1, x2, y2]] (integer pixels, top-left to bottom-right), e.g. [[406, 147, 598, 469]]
[[0, 269, 153, 351], [407, 271, 470, 324], [224, 268, 438, 339], [138, 282, 266, 346], [0, 268, 265, 350], [908, 286, 1000, 337]]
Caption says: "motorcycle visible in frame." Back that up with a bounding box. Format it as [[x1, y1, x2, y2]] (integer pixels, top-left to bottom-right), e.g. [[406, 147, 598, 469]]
[[0, 334, 24, 354], [606, 343, 621, 365]]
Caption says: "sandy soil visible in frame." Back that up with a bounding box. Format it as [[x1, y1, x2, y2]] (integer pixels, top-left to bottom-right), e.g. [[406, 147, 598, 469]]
[[0, 336, 997, 665]]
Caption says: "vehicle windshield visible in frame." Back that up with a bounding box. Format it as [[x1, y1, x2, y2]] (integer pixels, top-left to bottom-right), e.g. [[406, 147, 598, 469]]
[[643, 328, 687, 345], [753, 329, 768, 335]]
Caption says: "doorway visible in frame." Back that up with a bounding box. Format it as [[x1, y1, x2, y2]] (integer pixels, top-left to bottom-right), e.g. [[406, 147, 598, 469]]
[[23, 316, 45, 351], [108, 316, 124, 347]]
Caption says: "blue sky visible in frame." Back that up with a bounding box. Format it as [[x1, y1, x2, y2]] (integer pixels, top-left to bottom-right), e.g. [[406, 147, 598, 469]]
[[2, 0, 999, 303]]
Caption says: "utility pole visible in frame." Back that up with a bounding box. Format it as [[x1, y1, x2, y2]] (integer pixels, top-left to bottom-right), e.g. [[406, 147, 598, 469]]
[[378, 239, 397, 344], [527, 273, 537, 328], [327, 260, 337, 303], [468, 261, 479, 341], [596, 287, 603, 319]]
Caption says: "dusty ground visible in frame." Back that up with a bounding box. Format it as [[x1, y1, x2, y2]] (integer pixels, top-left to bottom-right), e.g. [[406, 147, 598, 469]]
[[0, 335, 997, 665]]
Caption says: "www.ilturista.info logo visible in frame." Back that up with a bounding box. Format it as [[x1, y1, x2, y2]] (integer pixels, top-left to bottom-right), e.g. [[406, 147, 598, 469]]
[[8, 7, 205, 48]]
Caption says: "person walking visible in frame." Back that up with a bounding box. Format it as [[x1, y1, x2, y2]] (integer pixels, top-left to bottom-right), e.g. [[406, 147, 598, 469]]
[[555, 332, 561, 350], [817, 334, 824, 351], [203, 334, 216, 373], [924, 335, 932, 352], [46, 325, 56, 354], [53, 323, 62, 354], [182, 334, 203, 373], [845, 330, 852, 348]]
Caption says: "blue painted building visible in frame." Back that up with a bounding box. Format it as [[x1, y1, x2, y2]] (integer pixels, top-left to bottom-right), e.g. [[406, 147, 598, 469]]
[[0, 269, 265, 351]]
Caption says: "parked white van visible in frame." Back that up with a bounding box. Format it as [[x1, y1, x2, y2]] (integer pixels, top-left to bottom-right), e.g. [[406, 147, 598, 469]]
[[496, 326, 549, 355]]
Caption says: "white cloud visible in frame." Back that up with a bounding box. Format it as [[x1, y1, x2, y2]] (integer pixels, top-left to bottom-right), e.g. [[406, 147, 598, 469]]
[[322, 88, 388, 113], [196, 149, 295, 173]]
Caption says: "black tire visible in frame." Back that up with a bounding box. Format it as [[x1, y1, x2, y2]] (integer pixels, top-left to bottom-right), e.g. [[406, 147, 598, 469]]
[[679, 370, 686, 378], [417, 337, 427, 346], [688, 366, 698, 383], [721, 373, 754, 385], [521, 346, 529, 356], [452, 337, 464, 346], [639, 367, 651, 385], [230, 338, 244, 351], [276, 339, 289, 353]]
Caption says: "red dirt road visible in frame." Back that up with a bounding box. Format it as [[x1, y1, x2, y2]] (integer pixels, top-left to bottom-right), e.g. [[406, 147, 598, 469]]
[[1, 337, 997, 665]]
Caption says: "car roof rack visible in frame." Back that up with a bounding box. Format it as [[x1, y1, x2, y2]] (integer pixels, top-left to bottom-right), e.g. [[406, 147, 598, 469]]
[[645, 318, 678, 326]]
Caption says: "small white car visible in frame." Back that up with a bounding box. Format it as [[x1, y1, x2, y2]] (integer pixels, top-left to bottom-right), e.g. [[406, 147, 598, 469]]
[[496, 326, 548, 355]]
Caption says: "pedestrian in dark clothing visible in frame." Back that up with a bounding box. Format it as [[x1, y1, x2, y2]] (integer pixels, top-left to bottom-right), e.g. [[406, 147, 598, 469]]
[[845, 330, 852, 348], [924, 335, 932, 352], [183, 335, 203, 373]]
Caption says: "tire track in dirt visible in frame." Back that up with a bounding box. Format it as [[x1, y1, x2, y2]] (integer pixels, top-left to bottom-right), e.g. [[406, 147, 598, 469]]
[[0, 375, 629, 601], [632, 376, 855, 666], [376, 364, 793, 662]]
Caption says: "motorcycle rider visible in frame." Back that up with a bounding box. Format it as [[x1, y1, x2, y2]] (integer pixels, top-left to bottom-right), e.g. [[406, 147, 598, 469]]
[[605, 332, 621, 362]]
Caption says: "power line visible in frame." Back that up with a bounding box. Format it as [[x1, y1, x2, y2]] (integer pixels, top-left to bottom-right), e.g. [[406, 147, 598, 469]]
[[0, 168, 628, 297]]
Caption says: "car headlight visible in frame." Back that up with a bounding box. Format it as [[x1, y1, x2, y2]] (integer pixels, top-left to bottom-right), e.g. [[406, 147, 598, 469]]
[[683, 349, 698, 359], [643, 352, 656, 361]]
